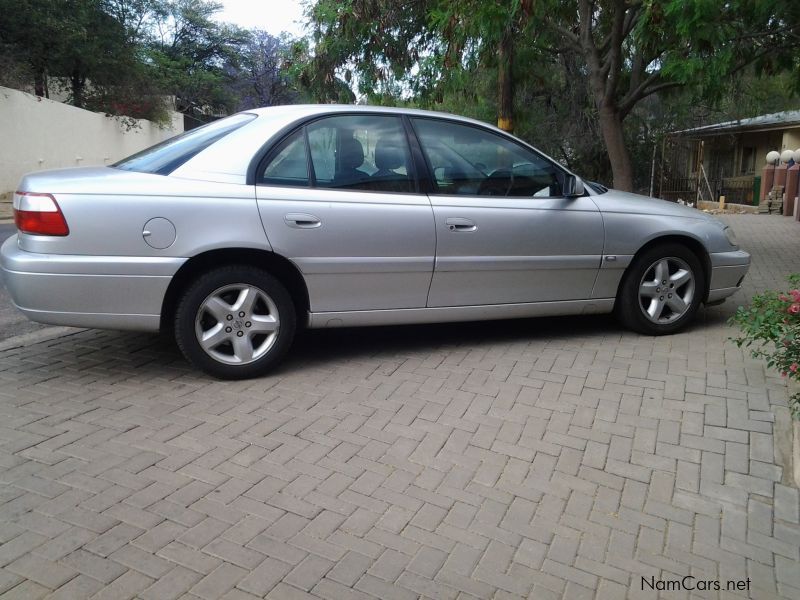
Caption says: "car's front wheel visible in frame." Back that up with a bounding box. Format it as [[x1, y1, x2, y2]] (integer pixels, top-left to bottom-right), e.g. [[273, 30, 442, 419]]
[[174, 266, 296, 379], [616, 243, 705, 335]]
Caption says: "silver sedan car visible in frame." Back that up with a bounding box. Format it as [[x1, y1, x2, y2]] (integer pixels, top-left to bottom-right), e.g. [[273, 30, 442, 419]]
[[1, 105, 750, 378]]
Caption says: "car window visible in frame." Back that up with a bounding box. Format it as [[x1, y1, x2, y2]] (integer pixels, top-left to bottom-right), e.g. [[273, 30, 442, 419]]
[[113, 113, 256, 175], [411, 118, 562, 197], [260, 129, 309, 187], [306, 115, 414, 193]]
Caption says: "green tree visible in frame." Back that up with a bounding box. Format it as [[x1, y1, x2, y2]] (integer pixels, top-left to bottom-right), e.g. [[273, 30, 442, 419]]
[[228, 30, 303, 110], [146, 0, 250, 118], [303, 0, 533, 129], [304, 0, 800, 191], [546, 0, 799, 190], [0, 0, 134, 103]]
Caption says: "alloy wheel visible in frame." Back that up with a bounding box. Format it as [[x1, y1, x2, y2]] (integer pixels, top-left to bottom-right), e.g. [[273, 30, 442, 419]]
[[638, 257, 695, 324], [194, 284, 280, 365]]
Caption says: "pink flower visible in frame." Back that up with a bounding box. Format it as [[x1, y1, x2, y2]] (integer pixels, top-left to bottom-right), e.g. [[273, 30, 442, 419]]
[[791, 364, 798, 373], [782, 372, 788, 377], [789, 303, 800, 315], [791, 289, 800, 301], [780, 294, 790, 301]]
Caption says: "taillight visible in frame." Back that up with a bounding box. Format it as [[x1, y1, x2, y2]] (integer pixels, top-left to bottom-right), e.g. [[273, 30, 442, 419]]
[[13, 192, 69, 236]]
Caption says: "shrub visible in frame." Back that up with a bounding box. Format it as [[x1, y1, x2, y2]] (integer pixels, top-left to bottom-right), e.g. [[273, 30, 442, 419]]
[[731, 275, 800, 419]]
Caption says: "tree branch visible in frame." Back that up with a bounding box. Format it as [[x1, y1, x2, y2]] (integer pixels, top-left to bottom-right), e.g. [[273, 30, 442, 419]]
[[620, 77, 683, 118]]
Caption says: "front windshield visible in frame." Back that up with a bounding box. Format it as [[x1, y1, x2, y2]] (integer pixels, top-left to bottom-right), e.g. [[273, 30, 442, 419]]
[[113, 113, 257, 175]]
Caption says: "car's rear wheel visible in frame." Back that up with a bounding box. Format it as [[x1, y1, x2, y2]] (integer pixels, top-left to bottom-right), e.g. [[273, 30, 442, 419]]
[[616, 243, 705, 335], [174, 266, 296, 379]]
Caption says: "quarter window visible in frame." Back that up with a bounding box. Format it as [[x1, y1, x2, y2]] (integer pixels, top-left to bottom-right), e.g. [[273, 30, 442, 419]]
[[411, 118, 562, 197], [261, 129, 309, 187]]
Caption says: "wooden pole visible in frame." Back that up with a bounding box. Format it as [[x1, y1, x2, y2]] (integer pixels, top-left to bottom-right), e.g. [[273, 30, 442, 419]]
[[696, 140, 704, 205]]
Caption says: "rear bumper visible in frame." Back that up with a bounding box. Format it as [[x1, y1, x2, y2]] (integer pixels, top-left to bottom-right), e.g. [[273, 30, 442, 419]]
[[1, 235, 184, 331], [707, 249, 750, 303]]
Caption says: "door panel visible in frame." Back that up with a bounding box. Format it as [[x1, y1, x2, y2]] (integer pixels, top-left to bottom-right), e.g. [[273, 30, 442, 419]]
[[255, 114, 435, 313], [257, 188, 435, 312], [427, 195, 604, 306], [409, 117, 604, 307]]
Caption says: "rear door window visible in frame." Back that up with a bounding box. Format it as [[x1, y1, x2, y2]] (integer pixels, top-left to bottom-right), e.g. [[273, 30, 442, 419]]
[[306, 115, 415, 193]]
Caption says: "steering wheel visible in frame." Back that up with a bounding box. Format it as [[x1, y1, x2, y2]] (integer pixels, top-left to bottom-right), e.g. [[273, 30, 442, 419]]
[[477, 169, 514, 196]]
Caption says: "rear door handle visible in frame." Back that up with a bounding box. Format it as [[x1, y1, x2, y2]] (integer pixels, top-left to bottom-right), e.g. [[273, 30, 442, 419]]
[[446, 217, 477, 232], [284, 213, 321, 229]]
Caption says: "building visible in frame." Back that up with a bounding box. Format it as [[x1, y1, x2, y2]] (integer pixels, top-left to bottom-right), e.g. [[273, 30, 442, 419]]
[[661, 110, 800, 204]]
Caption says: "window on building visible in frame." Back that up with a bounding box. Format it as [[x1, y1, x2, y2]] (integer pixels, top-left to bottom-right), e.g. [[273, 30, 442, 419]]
[[740, 147, 756, 174]]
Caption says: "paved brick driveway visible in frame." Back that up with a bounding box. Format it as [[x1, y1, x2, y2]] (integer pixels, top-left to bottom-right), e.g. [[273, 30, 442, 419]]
[[1, 214, 799, 599]]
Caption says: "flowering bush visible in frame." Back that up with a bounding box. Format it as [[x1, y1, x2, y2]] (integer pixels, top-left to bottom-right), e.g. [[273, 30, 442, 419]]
[[731, 275, 800, 419]]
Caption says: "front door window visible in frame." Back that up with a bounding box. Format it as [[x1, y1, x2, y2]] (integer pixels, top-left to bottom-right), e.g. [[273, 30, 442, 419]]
[[411, 118, 563, 197]]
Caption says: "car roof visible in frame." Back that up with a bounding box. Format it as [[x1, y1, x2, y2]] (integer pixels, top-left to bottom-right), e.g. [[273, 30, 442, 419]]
[[241, 104, 501, 131]]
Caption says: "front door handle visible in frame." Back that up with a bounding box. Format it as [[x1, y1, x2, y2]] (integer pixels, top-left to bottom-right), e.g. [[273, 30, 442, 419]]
[[446, 217, 477, 232], [284, 213, 321, 229]]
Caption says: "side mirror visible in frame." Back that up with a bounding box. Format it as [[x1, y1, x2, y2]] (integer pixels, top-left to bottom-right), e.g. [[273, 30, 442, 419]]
[[563, 175, 585, 197]]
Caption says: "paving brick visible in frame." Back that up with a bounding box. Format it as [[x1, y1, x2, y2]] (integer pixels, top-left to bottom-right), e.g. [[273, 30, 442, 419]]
[[60, 549, 127, 584], [85, 523, 144, 558], [237, 557, 293, 596], [46, 574, 104, 600], [5, 553, 78, 589], [157, 541, 222, 575], [109, 543, 174, 579], [0, 579, 49, 599], [90, 570, 154, 600], [0, 214, 799, 599], [139, 565, 203, 600], [0, 533, 47, 567], [191, 563, 248, 600]]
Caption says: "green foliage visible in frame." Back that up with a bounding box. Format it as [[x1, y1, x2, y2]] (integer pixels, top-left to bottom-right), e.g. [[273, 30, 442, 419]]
[[144, 0, 251, 118], [0, 0, 134, 102], [302, 0, 799, 189], [731, 276, 800, 419], [0, 0, 306, 124]]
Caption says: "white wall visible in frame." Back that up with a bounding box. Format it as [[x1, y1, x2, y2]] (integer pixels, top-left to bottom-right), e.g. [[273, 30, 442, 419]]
[[0, 86, 183, 200]]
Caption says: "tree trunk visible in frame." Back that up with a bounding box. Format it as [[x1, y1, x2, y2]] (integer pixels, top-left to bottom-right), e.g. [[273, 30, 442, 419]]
[[497, 30, 514, 133], [71, 71, 85, 108], [598, 106, 633, 191], [34, 70, 45, 97]]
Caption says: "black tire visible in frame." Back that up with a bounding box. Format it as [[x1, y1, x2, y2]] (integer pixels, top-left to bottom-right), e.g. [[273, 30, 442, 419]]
[[616, 243, 705, 335], [174, 265, 296, 379]]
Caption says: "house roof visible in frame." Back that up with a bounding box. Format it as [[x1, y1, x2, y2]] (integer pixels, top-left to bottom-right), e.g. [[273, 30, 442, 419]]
[[673, 110, 800, 137]]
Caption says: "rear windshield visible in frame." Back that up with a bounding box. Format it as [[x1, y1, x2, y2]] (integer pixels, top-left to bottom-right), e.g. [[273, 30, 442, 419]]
[[113, 113, 257, 175]]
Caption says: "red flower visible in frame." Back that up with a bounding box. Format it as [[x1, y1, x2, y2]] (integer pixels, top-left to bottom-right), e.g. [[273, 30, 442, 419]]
[[789, 303, 800, 315], [791, 363, 798, 373]]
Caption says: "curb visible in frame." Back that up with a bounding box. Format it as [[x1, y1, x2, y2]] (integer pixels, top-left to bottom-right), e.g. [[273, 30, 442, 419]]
[[0, 326, 86, 353], [780, 379, 800, 488]]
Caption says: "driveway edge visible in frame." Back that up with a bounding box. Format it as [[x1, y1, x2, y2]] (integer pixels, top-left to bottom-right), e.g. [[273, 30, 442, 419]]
[[778, 379, 800, 487]]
